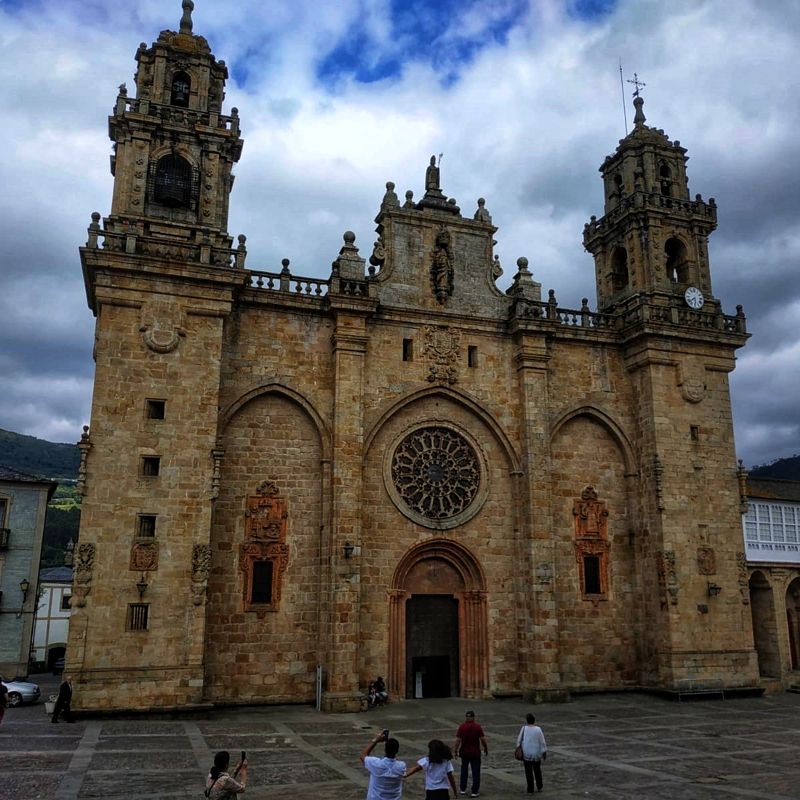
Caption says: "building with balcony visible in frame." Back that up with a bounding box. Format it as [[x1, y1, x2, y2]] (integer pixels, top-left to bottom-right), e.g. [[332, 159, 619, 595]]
[[0, 466, 57, 677], [744, 477, 800, 687], [32, 565, 73, 672]]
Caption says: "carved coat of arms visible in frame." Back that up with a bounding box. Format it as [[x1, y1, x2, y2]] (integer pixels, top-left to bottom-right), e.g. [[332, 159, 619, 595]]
[[423, 325, 461, 384]]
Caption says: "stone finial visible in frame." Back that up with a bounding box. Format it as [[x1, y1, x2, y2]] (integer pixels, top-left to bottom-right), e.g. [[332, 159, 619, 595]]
[[381, 181, 400, 210], [331, 231, 366, 281], [474, 197, 492, 224], [180, 0, 195, 35], [403, 190, 414, 208], [506, 256, 541, 302], [633, 95, 646, 127], [118, 83, 127, 96]]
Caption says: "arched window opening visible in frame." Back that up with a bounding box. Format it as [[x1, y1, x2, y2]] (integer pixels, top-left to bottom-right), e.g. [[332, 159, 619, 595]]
[[664, 237, 689, 283], [170, 71, 191, 107], [659, 162, 672, 196], [153, 154, 193, 208], [610, 246, 629, 293]]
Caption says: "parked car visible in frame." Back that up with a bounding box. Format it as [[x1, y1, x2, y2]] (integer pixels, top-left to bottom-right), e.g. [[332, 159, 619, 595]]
[[0, 677, 41, 706], [53, 657, 65, 674]]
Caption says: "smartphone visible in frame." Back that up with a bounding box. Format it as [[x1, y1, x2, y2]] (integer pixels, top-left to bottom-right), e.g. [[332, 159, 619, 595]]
[[241, 750, 246, 762], [382, 729, 389, 741]]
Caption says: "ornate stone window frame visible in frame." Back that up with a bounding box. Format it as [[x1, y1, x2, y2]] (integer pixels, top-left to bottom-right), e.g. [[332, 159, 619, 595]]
[[383, 422, 489, 531], [572, 486, 611, 603], [239, 481, 290, 616]]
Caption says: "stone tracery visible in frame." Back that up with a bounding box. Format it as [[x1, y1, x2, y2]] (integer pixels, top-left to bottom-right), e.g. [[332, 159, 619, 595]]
[[391, 426, 480, 522]]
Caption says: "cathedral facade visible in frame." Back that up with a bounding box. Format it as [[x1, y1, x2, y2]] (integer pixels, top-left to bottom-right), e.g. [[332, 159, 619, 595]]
[[69, 4, 760, 712]]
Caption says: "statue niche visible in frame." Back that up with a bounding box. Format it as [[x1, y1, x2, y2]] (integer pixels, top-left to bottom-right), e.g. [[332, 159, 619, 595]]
[[431, 226, 455, 304]]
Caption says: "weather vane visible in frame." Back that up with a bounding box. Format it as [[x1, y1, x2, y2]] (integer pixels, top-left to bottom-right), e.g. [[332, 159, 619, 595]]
[[627, 72, 646, 97]]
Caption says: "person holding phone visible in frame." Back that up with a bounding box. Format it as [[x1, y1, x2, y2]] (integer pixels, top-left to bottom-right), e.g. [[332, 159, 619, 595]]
[[360, 728, 406, 800], [205, 750, 247, 799]]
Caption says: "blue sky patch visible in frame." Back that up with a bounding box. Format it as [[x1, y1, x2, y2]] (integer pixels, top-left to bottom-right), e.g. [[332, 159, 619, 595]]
[[317, 0, 527, 89], [568, 0, 617, 21]]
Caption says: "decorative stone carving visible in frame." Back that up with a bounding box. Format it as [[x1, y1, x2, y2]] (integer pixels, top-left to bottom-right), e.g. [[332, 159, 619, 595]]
[[430, 226, 455, 304], [653, 454, 665, 511], [240, 481, 290, 614], [474, 197, 492, 224], [423, 325, 461, 384], [211, 445, 224, 500], [573, 486, 609, 539], [73, 543, 97, 608], [76, 425, 91, 498], [657, 550, 678, 607], [130, 540, 159, 571], [696, 546, 716, 575], [736, 551, 750, 605], [140, 324, 186, 353], [677, 364, 706, 404], [736, 459, 749, 513], [573, 487, 611, 601], [369, 236, 386, 270], [191, 543, 211, 606], [385, 425, 488, 530], [381, 181, 400, 210]]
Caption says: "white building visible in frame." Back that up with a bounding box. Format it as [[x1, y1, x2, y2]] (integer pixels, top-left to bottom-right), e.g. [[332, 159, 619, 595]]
[[744, 477, 800, 686], [32, 566, 72, 670]]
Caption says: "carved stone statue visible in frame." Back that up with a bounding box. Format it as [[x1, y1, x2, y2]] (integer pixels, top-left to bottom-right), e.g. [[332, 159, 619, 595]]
[[430, 227, 454, 304], [425, 156, 440, 192]]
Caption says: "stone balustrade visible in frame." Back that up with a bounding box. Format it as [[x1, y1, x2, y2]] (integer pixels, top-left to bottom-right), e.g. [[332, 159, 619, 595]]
[[113, 93, 239, 134]]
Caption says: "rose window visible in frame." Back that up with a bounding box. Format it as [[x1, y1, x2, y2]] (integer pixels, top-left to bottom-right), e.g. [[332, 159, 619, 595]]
[[391, 427, 481, 521]]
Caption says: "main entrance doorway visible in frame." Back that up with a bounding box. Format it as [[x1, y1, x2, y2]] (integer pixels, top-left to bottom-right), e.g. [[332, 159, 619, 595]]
[[406, 595, 459, 697], [388, 538, 489, 699]]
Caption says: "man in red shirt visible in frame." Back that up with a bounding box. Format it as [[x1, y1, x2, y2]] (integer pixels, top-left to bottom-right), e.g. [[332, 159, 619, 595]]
[[454, 710, 488, 797]]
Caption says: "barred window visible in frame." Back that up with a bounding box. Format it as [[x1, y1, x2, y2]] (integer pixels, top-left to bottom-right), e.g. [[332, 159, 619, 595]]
[[154, 154, 193, 208], [127, 603, 149, 631]]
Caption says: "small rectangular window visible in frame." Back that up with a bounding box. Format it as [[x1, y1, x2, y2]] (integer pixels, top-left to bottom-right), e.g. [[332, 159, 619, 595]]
[[690, 425, 700, 441], [137, 514, 157, 538], [61, 594, 72, 611], [141, 456, 160, 477], [583, 556, 601, 594], [468, 345, 478, 368], [127, 603, 149, 631], [251, 560, 274, 604], [146, 399, 166, 420], [403, 338, 413, 362]]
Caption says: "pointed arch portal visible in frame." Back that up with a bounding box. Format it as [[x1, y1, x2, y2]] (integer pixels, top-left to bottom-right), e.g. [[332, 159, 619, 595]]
[[388, 539, 488, 699]]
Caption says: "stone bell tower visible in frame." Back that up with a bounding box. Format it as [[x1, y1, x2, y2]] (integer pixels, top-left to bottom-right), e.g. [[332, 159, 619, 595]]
[[108, 0, 242, 256], [71, 2, 248, 711], [584, 95, 717, 312], [583, 95, 758, 691]]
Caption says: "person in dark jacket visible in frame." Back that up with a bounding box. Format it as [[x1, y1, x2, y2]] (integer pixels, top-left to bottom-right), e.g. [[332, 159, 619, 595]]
[[51, 675, 74, 723]]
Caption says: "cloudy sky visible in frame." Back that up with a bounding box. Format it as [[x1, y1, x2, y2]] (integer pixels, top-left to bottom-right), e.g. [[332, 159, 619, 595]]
[[0, 0, 797, 468]]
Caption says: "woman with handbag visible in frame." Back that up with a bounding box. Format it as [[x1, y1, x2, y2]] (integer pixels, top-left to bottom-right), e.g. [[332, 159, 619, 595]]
[[515, 713, 547, 794]]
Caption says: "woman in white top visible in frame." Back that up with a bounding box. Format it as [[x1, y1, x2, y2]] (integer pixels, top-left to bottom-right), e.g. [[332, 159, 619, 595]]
[[517, 713, 547, 794], [405, 738, 458, 799]]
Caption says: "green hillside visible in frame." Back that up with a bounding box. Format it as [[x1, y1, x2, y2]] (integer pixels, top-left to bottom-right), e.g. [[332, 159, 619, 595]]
[[750, 454, 800, 481], [0, 428, 79, 480]]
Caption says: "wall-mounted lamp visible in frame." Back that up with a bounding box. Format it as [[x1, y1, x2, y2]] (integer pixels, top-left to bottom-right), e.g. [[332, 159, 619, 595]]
[[343, 542, 355, 559], [707, 581, 722, 597], [19, 577, 30, 605], [136, 573, 149, 599]]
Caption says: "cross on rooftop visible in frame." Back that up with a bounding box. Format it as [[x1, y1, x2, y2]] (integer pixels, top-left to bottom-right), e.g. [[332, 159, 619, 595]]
[[627, 72, 646, 97]]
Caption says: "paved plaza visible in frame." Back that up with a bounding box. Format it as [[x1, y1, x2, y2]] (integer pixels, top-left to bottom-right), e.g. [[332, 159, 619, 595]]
[[4, 679, 800, 799]]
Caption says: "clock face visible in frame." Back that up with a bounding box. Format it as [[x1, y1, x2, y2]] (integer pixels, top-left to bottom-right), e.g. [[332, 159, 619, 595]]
[[684, 286, 704, 309]]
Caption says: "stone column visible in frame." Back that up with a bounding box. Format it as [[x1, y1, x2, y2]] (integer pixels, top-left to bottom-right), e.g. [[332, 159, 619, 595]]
[[513, 333, 563, 698], [322, 313, 370, 712]]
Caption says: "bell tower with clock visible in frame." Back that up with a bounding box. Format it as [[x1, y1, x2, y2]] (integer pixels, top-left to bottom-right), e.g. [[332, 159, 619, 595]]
[[584, 95, 717, 313], [583, 93, 754, 691]]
